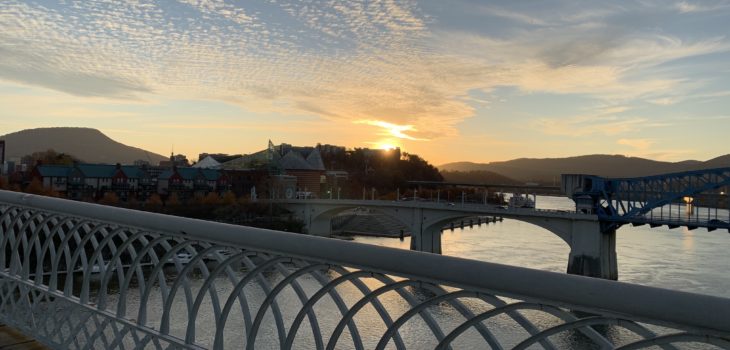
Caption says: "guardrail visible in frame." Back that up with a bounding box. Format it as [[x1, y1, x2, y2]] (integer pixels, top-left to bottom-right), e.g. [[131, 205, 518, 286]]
[[1, 190, 729, 349], [270, 198, 590, 219]]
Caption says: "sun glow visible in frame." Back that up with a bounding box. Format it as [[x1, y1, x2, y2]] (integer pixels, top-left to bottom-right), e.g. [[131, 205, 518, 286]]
[[371, 138, 401, 150], [377, 143, 398, 150], [356, 120, 425, 140]]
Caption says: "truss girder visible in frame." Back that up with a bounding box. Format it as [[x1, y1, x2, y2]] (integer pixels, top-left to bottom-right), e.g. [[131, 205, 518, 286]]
[[592, 168, 730, 230]]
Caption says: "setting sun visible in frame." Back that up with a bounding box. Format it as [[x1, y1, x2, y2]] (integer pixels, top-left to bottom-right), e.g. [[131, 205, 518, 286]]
[[373, 138, 401, 150]]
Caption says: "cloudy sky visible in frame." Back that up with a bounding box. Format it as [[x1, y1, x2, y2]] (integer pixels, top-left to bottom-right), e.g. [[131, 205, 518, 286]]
[[1, 0, 729, 164]]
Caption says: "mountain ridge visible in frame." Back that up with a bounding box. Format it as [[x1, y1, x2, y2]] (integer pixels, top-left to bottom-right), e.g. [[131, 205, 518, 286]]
[[0, 127, 167, 164], [439, 154, 730, 183]]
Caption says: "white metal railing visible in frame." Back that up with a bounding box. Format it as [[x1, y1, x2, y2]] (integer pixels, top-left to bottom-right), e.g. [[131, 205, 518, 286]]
[[1, 190, 729, 349]]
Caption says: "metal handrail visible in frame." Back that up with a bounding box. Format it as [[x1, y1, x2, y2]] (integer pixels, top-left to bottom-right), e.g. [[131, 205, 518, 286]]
[[1, 190, 729, 349]]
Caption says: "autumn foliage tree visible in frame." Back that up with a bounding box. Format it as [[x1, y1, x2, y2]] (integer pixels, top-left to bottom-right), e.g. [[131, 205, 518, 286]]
[[166, 192, 181, 206], [319, 147, 443, 197], [25, 178, 45, 195], [22, 149, 80, 166], [222, 191, 237, 205], [146, 193, 163, 207], [99, 192, 119, 206], [202, 192, 220, 205]]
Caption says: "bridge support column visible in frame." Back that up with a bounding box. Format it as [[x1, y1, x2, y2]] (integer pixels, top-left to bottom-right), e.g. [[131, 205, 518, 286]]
[[408, 208, 442, 254], [306, 218, 332, 236], [299, 204, 332, 236], [409, 226, 442, 254], [566, 221, 617, 280]]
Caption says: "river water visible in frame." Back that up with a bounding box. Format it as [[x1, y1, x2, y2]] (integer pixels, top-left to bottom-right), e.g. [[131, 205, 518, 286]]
[[76, 196, 729, 349], [354, 195, 730, 298]]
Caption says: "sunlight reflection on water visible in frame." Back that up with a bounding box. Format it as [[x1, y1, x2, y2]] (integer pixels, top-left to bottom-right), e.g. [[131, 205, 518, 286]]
[[355, 196, 730, 298]]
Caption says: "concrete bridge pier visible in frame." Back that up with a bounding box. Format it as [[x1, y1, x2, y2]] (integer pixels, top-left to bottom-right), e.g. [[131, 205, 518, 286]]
[[409, 226, 442, 254], [306, 217, 332, 236], [298, 203, 333, 236], [407, 207, 442, 254], [564, 221, 617, 280], [285, 201, 617, 280]]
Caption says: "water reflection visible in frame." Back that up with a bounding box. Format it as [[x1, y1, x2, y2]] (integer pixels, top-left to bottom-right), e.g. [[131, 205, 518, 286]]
[[681, 227, 695, 252], [355, 196, 730, 298]]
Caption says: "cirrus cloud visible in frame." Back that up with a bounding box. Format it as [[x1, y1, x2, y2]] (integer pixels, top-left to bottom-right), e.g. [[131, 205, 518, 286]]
[[1, 0, 729, 150]]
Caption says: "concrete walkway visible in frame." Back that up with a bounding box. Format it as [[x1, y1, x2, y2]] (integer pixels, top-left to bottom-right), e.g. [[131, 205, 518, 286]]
[[0, 325, 46, 350]]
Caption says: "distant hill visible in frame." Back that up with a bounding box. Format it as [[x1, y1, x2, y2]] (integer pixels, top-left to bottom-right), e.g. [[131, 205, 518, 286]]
[[703, 154, 730, 169], [0, 127, 167, 164], [439, 154, 730, 184]]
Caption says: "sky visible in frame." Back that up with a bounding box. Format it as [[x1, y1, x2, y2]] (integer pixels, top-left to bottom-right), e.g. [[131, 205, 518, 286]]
[[1, 0, 729, 165]]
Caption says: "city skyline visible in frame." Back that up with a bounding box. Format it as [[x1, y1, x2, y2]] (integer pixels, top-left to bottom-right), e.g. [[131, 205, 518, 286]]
[[1, 1, 730, 164]]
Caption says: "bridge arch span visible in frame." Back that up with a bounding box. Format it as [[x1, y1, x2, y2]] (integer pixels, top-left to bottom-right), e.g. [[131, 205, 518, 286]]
[[297, 204, 415, 238], [420, 212, 573, 247], [281, 201, 616, 279]]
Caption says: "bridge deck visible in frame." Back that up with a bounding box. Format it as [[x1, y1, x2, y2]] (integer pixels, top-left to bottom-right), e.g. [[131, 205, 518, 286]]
[[0, 325, 47, 350]]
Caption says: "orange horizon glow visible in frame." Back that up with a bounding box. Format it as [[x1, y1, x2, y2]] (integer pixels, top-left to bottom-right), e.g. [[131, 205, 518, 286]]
[[1, 2, 729, 165]]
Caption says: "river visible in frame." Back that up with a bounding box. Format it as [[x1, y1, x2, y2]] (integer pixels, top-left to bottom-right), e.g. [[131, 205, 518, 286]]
[[354, 195, 730, 298], [80, 195, 729, 349]]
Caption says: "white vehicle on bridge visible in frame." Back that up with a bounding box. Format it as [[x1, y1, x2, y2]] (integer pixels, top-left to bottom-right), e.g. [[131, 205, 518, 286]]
[[508, 193, 535, 208]]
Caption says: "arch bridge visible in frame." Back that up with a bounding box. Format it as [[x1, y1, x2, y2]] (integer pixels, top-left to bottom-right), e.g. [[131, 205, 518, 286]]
[[278, 168, 730, 280], [274, 199, 616, 279]]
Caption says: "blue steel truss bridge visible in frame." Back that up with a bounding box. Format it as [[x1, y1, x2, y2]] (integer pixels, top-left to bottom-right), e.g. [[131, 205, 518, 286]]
[[562, 167, 730, 233]]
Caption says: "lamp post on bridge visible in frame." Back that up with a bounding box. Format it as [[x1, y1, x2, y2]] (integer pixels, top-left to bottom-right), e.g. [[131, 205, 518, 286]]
[[437, 190, 440, 203], [461, 191, 465, 206]]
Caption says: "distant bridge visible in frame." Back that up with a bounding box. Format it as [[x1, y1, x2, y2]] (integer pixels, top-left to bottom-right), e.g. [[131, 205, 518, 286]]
[[276, 199, 617, 279], [277, 167, 730, 280], [562, 167, 730, 233], [406, 180, 562, 192]]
